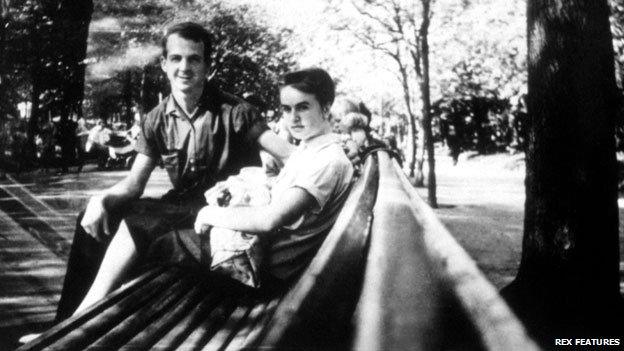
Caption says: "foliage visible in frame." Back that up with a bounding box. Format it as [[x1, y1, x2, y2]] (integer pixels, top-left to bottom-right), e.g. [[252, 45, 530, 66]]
[[175, 1, 295, 113], [83, 0, 295, 124], [0, 0, 294, 127], [429, 0, 527, 155]]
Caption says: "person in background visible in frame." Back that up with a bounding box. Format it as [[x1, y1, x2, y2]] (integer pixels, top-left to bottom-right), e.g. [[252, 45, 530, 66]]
[[341, 112, 403, 166], [330, 97, 360, 133]]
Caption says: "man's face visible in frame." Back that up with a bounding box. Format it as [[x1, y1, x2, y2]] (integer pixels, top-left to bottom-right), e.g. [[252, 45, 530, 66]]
[[161, 33, 208, 95]]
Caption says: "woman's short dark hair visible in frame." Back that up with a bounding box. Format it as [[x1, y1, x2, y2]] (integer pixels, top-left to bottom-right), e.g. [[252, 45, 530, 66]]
[[161, 22, 213, 62], [279, 68, 336, 107]]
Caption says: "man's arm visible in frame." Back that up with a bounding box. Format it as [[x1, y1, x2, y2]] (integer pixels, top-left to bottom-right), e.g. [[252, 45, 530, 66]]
[[81, 153, 156, 240], [194, 187, 316, 234], [256, 130, 295, 163]]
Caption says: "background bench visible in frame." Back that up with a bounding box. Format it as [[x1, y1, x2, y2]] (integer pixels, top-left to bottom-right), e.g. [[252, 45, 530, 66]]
[[18, 151, 539, 351]]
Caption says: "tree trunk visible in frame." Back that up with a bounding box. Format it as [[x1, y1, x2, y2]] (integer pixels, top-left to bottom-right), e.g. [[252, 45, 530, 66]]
[[58, 0, 93, 118], [420, 9, 436, 208], [397, 63, 418, 178], [0, 2, 7, 120], [502, 0, 622, 343], [123, 70, 134, 125], [472, 97, 489, 154], [414, 122, 425, 186]]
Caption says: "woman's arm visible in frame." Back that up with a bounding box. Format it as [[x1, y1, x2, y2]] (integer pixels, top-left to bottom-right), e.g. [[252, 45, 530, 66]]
[[194, 187, 317, 234]]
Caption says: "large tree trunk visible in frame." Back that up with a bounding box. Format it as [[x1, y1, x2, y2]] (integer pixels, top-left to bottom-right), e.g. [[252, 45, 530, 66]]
[[397, 62, 418, 178], [414, 122, 425, 186], [420, 0, 436, 208], [58, 0, 93, 118], [502, 0, 622, 343]]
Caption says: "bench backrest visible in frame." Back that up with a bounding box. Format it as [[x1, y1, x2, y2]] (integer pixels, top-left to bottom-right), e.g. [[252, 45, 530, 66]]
[[352, 151, 539, 351]]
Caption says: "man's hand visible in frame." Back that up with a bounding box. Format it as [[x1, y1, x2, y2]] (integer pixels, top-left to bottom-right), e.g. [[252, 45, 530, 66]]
[[80, 195, 111, 241]]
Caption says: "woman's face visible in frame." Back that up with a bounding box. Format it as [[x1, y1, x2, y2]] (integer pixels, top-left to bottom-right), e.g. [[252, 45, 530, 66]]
[[280, 86, 330, 142]]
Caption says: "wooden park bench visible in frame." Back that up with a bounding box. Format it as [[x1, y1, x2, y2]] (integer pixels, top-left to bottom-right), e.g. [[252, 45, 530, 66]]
[[17, 151, 539, 351]]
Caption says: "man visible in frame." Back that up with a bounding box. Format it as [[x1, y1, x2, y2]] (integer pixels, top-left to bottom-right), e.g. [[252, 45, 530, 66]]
[[54, 22, 293, 321]]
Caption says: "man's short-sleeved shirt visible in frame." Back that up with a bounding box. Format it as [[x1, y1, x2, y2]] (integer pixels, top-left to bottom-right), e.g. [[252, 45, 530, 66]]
[[267, 133, 354, 280], [135, 81, 269, 200]]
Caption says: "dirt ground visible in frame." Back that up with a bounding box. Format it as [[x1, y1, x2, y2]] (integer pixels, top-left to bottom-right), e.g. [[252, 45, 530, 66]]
[[415, 151, 624, 293]]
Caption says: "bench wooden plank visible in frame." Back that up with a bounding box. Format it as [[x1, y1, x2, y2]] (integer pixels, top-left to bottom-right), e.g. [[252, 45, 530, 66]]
[[176, 297, 244, 350], [231, 297, 281, 350], [353, 151, 448, 351], [353, 151, 539, 351], [81, 272, 194, 350], [119, 283, 218, 350], [222, 299, 276, 351], [16, 267, 170, 351], [387, 153, 540, 351], [148, 288, 229, 350], [188, 303, 250, 350]]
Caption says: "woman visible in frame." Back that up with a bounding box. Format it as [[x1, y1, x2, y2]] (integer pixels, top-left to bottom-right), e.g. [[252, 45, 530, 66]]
[[74, 68, 354, 313]]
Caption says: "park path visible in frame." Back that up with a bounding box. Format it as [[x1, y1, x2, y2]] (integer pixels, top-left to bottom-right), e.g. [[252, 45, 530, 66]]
[[416, 151, 624, 293], [0, 166, 170, 350]]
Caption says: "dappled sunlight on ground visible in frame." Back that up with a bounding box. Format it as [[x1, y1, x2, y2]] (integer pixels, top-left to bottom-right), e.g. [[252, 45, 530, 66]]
[[0, 165, 171, 349], [415, 150, 624, 294]]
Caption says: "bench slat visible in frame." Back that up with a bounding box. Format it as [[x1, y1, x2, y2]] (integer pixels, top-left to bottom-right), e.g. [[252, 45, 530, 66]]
[[119, 282, 218, 350], [16, 267, 166, 351], [235, 297, 281, 350], [84, 271, 195, 350], [222, 298, 279, 351], [45, 268, 183, 351], [186, 303, 249, 350], [148, 288, 229, 350]]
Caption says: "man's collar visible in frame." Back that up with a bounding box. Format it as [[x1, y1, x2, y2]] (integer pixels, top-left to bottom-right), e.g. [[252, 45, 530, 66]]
[[165, 80, 221, 118]]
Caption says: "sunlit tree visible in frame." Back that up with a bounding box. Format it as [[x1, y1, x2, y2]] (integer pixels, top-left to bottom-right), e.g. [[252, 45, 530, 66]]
[[328, 0, 438, 207]]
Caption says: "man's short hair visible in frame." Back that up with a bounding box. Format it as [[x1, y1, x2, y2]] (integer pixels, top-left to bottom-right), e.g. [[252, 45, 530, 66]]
[[279, 68, 336, 108], [161, 22, 213, 62]]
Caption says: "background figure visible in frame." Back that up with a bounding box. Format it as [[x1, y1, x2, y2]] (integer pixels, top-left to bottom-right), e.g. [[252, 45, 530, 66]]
[[341, 112, 403, 166], [57, 117, 79, 173], [75, 116, 89, 173], [37, 118, 57, 173], [330, 97, 360, 133]]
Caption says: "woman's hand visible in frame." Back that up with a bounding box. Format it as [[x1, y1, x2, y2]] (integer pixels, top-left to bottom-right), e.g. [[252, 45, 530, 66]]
[[194, 205, 213, 234]]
